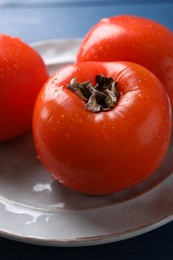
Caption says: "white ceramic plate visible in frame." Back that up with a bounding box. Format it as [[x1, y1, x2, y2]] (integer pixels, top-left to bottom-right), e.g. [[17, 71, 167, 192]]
[[0, 38, 173, 247]]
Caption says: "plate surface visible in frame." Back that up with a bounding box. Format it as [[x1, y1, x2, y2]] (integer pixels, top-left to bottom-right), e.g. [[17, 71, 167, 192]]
[[0, 38, 173, 247]]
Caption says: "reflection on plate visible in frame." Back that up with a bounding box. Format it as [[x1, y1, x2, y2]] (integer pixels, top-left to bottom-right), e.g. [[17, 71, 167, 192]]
[[0, 39, 173, 247]]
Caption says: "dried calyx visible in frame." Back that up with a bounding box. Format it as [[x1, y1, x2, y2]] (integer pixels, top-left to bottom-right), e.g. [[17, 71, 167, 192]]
[[67, 74, 120, 112]]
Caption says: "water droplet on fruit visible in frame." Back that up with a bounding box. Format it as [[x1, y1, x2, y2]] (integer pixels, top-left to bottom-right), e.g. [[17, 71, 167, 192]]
[[165, 65, 172, 73], [65, 133, 70, 139], [37, 154, 41, 160]]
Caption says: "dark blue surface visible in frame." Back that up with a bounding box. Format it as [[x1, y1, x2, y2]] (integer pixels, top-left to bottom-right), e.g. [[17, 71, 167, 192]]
[[0, 1, 172, 42], [0, 0, 173, 258]]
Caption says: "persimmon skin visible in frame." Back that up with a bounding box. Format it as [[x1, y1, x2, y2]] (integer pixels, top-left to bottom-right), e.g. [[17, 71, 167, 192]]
[[77, 15, 173, 108], [0, 34, 49, 141], [33, 61, 172, 195]]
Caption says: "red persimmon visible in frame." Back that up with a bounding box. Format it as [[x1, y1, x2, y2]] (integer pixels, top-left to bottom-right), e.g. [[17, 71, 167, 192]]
[[77, 15, 173, 108], [0, 34, 49, 141], [33, 61, 171, 195]]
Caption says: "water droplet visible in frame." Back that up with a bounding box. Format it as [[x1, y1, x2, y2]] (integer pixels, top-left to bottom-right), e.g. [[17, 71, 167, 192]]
[[37, 154, 41, 160], [65, 133, 70, 139], [165, 65, 172, 73]]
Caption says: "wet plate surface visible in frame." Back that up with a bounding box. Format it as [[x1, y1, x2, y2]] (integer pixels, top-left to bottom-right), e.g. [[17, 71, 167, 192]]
[[0, 39, 173, 247]]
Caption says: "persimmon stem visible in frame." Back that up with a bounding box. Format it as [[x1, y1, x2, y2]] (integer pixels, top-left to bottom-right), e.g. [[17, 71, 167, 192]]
[[67, 74, 120, 112]]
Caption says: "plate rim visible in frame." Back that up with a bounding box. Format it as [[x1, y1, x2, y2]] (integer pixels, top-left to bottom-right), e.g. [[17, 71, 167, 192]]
[[0, 203, 173, 247]]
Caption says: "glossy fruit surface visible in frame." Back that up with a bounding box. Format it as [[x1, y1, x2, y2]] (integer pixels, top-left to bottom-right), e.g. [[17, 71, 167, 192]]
[[77, 15, 173, 108], [0, 34, 49, 141], [33, 61, 172, 195]]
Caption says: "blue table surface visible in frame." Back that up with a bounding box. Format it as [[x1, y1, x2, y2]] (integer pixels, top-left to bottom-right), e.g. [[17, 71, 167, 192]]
[[0, 0, 173, 259]]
